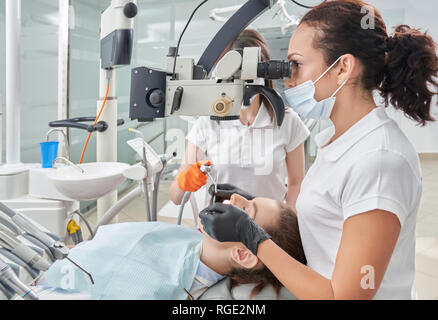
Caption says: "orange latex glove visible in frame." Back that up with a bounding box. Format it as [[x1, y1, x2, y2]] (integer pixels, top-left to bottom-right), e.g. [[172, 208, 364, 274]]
[[177, 160, 211, 192]]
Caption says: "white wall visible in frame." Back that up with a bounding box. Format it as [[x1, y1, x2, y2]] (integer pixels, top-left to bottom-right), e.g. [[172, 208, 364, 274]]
[[368, 0, 438, 154]]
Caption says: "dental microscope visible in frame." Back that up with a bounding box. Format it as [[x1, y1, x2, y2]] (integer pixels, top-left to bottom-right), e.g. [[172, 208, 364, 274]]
[[129, 0, 291, 126]]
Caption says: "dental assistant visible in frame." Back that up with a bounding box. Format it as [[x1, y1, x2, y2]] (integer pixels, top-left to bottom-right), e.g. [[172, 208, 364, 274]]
[[200, 0, 438, 300], [169, 29, 310, 211]]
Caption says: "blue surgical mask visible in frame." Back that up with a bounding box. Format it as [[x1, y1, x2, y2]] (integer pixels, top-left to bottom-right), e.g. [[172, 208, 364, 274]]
[[284, 55, 349, 120]]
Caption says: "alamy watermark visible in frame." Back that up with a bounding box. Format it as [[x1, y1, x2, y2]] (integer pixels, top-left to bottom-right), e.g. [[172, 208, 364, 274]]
[[361, 5, 376, 30], [360, 265, 375, 290], [165, 127, 277, 176]]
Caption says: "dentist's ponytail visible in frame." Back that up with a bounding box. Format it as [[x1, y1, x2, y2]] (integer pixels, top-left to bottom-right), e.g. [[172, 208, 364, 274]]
[[381, 25, 438, 126], [300, 0, 438, 126]]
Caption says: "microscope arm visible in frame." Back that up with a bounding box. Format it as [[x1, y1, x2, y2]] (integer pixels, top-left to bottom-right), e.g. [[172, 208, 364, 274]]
[[196, 0, 277, 78]]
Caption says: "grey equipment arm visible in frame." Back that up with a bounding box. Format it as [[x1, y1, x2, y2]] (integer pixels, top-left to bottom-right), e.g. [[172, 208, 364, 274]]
[[0, 256, 39, 300], [196, 0, 277, 77], [0, 203, 69, 260]]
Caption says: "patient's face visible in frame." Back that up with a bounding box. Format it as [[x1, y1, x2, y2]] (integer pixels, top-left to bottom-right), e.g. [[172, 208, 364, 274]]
[[229, 194, 280, 231], [199, 194, 281, 240]]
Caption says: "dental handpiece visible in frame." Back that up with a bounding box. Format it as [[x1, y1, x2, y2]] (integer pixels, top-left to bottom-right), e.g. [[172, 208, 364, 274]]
[[200, 164, 218, 204], [0, 230, 51, 271], [0, 256, 39, 300], [0, 203, 69, 260], [0, 204, 95, 286]]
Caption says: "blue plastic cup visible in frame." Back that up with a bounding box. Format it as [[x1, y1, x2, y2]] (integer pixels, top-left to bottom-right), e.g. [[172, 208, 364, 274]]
[[40, 141, 59, 168]]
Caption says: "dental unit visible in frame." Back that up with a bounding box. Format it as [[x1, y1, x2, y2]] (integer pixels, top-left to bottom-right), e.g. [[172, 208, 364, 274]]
[[0, 256, 39, 300], [0, 0, 315, 300]]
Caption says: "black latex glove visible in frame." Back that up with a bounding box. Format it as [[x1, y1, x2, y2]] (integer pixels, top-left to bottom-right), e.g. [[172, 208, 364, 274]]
[[208, 183, 255, 203], [199, 202, 271, 255]]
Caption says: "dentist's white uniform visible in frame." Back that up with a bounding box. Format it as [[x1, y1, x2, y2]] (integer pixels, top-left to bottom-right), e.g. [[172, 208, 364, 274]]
[[187, 105, 310, 208], [296, 106, 421, 299]]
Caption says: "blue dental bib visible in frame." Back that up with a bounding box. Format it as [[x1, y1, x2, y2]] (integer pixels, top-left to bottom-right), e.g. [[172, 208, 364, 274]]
[[43, 222, 204, 300]]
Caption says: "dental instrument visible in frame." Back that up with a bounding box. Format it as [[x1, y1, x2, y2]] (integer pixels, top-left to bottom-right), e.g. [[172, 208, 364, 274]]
[[202, 165, 218, 205], [73, 210, 94, 240], [127, 130, 177, 220], [129, 128, 153, 222], [0, 202, 69, 261], [0, 248, 40, 280], [142, 144, 153, 222], [67, 220, 83, 245], [177, 163, 217, 226], [0, 256, 39, 300], [91, 135, 176, 236], [0, 229, 51, 271], [0, 203, 94, 285], [65, 257, 94, 285], [0, 280, 15, 300], [0, 214, 21, 236], [20, 233, 56, 262]]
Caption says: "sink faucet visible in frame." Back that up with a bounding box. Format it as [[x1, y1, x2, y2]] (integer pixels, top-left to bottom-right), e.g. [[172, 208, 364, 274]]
[[53, 157, 85, 174], [46, 128, 71, 161]]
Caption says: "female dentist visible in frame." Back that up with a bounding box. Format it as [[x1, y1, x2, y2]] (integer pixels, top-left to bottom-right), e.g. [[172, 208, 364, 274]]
[[199, 0, 438, 300], [169, 29, 310, 211]]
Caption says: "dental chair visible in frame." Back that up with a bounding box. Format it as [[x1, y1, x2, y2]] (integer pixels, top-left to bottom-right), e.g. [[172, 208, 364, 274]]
[[170, 187, 297, 301], [199, 278, 297, 300]]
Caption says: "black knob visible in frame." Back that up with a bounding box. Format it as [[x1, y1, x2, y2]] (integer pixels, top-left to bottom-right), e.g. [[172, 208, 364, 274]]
[[167, 46, 178, 57], [124, 2, 138, 18], [149, 89, 165, 107]]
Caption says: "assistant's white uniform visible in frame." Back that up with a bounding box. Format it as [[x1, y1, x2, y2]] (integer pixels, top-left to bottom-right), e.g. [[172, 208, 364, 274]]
[[187, 105, 310, 208], [296, 106, 421, 299]]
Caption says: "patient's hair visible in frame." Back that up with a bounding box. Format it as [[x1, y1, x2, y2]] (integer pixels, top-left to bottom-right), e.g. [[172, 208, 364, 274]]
[[227, 202, 306, 299]]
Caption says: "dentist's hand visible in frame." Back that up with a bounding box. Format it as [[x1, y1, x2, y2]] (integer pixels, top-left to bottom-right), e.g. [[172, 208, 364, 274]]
[[208, 184, 254, 203], [199, 203, 271, 255], [177, 160, 211, 192]]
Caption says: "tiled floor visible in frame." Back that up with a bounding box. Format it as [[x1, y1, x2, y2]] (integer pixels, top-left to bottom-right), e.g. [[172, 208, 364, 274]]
[[414, 155, 438, 300], [80, 155, 438, 300]]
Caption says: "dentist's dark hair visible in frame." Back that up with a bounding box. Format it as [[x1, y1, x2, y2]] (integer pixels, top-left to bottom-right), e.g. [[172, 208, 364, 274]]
[[300, 0, 438, 126]]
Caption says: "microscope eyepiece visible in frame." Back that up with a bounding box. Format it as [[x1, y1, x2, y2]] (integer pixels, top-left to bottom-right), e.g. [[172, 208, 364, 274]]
[[257, 60, 292, 80]]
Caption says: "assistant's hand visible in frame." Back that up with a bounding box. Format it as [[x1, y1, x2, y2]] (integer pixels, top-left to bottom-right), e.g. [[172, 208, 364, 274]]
[[199, 203, 271, 255], [177, 160, 211, 192], [208, 183, 254, 203]]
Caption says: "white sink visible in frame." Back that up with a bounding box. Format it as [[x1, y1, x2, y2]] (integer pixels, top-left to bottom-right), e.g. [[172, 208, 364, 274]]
[[47, 162, 130, 201]]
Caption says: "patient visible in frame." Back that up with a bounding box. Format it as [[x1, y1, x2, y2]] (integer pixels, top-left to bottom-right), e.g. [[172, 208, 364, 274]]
[[40, 195, 305, 300], [223, 195, 306, 299]]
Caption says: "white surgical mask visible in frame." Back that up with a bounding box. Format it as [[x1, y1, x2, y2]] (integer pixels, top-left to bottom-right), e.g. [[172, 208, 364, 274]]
[[284, 55, 349, 120]]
